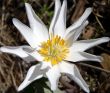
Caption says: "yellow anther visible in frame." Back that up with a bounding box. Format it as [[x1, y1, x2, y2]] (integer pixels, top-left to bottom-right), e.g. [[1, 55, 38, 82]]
[[38, 35, 69, 66]]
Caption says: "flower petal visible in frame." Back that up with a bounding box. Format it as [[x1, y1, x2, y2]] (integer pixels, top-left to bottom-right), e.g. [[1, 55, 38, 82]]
[[59, 61, 89, 93], [25, 3, 49, 43], [46, 65, 61, 91], [70, 37, 110, 52], [66, 51, 102, 62], [49, 0, 61, 34], [65, 21, 88, 46], [0, 46, 36, 62], [24, 50, 43, 62], [12, 18, 39, 48], [65, 8, 92, 36], [79, 52, 102, 62], [54, 0, 67, 38], [18, 64, 47, 91], [40, 61, 52, 70]]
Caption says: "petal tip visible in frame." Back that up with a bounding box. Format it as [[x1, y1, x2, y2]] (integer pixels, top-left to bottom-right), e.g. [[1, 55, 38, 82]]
[[84, 7, 93, 15], [94, 56, 103, 62], [86, 7, 93, 12], [84, 20, 89, 26], [25, 3, 30, 7], [100, 56, 104, 62], [85, 20, 89, 24], [85, 88, 90, 93], [25, 3, 32, 12], [98, 56, 103, 62], [12, 18, 23, 29], [17, 84, 26, 92], [12, 18, 18, 25], [17, 86, 23, 92], [0, 47, 3, 52], [12, 18, 16, 22], [82, 84, 90, 93], [103, 37, 110, 42], [0, 47, 7, 53]]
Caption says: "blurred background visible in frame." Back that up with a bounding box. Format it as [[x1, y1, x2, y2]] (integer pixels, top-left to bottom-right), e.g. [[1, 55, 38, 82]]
[[0, 0, 110, 93]]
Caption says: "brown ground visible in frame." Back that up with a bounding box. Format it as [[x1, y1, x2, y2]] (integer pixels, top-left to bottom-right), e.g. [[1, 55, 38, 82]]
[[0, 0, 110, 93]]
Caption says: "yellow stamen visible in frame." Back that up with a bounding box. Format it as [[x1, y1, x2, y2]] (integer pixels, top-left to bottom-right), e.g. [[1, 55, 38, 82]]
[[38, 35, 69, 66]]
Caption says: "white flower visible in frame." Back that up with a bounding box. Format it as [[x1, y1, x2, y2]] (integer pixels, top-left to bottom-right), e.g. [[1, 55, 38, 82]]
[[0, 0, 109, 93]]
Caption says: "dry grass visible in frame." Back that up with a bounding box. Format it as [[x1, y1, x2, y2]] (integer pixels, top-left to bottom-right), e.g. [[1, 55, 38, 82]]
[[0, 0, 110, 93]]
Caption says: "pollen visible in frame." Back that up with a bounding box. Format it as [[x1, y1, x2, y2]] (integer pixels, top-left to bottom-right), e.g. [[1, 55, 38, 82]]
[[38, 35, 69, 65]]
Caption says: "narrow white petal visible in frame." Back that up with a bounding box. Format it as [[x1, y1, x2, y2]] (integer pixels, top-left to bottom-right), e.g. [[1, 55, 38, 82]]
[[70, 37, 110, 52], [65, 21, 88, 46], [0, 46, 28, 57], [25, 50, 43, 62], [66, 8, 92, 35], [46, 65, 61, 91], [0, 46, 36, 62], [79, 52, 102, 62], [25, 3, 49, 42], [59, 61, 89, 93], [49, 0, 61, 34], [54, 0, 67, 38], [12, 18, 39, 48], [66, 51, 102, 62], [18, 64, 46, 91]]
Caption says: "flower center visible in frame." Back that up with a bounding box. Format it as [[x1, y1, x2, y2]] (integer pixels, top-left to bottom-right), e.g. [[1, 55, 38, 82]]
[[38, 35, 69, 65]]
